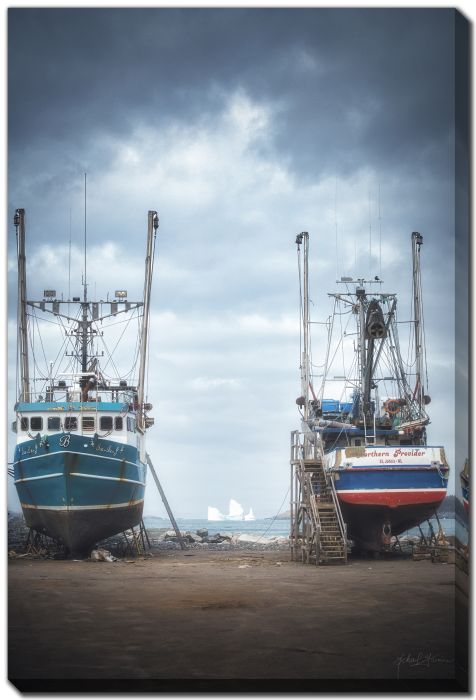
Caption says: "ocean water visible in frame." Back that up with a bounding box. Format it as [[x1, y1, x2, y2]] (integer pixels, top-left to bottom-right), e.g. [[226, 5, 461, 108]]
[[143, 516, 291, 538], [143, 515, 468, 545]]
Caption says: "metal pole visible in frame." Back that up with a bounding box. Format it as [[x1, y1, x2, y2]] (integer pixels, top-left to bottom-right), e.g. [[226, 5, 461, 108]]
[[412, 232, 424, 412], [15, 209, 30, 402], [302, 232, 310, 423], [137, 211, 158, 431], [290, 432, 294, 560], [146, 453, 186, 550], [358, 289, 367, 422]]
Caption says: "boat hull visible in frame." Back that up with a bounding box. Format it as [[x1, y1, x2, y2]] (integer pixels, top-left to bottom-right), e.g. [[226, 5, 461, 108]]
[[324, 445, 449, 551], [13, 432, 146, 553], [338, 500, 445, 552]]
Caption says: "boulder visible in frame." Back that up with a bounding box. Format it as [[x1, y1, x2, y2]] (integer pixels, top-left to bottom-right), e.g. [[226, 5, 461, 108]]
[[196, 528, 208, 538], [236, 533, 266, 544], [90, 548, 117, 562], [185, 531, 203, 543], [164, 529, 187, 540], [207, 535, 224, 544]]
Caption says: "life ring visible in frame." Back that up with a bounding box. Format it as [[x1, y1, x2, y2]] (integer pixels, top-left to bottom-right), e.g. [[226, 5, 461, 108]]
[[384, 399, 401, 415]]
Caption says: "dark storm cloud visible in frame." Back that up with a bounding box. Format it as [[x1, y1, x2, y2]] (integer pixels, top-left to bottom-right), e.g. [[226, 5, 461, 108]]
[[7, 8, 463, 514], [9, 8, 454, 181]]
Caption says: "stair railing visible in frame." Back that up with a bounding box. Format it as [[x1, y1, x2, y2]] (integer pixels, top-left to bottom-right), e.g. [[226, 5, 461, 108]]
[[328, 473, 347, 560], [301, 463, 321, 563], [316, 439, 347, 561]]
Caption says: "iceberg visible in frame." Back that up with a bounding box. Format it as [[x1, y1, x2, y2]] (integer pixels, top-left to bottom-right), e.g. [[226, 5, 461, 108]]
[[208, 500, 255, 521], [207, 506, 226, 521], [227, 499, 245, 520]]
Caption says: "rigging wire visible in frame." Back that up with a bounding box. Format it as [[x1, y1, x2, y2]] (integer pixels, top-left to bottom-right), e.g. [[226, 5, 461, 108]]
[[338, 299, 347, 391], [100, 310, 137, 374], [28, 310, 49, 382], [253, 487, 291, 543]]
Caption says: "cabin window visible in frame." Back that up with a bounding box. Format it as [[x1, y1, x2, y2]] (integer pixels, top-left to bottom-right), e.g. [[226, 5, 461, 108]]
[[64, 417, 78, 431], [82, 416, 95, 431], [115, 416, 123, 431], [354, 439, 361, 447], [100, 416, 113, 431], [47, 416, 61, 431], [20, 417, 29, 431], [30, 417, 43, 431]]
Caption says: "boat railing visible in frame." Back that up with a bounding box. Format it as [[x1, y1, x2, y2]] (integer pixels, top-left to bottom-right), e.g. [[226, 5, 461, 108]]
[[16, 386, 136, 408]]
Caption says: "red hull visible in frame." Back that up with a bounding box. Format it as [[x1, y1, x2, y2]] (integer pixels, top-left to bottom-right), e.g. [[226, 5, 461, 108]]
[[338, 489, 446, 508]]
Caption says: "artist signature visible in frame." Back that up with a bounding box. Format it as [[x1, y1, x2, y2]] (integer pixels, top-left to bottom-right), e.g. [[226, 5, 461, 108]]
[[394, 652, 453, 679]]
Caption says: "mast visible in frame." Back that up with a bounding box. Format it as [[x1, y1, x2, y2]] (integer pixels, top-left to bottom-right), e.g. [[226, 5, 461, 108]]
[[137, 211, 159, 431], [15, 209, 30, 402], [296, 232, 310, 421], [356, 283, 367, 419], [411, 231, 425, 414]]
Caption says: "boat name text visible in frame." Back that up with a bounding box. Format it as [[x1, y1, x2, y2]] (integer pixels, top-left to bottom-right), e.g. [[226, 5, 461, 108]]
[[365, 448, 425, 459]]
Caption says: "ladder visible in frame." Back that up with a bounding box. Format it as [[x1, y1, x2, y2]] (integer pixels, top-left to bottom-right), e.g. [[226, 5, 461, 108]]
[[121, 520, 151, 557], [290, 430, 347, 564]]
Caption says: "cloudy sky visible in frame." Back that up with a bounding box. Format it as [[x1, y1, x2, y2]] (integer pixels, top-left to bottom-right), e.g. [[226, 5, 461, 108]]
[[7, 7, 467, 517]]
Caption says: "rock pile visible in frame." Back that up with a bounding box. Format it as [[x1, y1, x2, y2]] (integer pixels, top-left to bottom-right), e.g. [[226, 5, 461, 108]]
[[153, 528, 289, 551], [7, 514, 290, 556]]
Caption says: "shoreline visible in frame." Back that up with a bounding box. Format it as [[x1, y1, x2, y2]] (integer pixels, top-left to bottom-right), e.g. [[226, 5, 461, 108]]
[[8, 513, 466, 559]]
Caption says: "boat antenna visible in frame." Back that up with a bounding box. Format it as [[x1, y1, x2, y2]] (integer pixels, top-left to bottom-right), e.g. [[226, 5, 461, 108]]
[[83, 172, 87, 302], [368, 187, 372, 277], [68, 207, 72, 305], [378, 183, 382, 279], [334, 176, 339, 280]]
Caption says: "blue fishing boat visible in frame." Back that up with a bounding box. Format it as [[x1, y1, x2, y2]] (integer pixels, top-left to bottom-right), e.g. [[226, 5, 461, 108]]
[[11, 208, 158, 554], [294, 230, 449, 553]]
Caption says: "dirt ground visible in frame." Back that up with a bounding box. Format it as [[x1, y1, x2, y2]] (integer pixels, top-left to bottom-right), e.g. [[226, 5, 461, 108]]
[[8, 548, 468, 692]]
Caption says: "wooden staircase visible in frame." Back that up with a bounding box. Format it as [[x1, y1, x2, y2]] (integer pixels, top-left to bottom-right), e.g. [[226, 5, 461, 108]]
[[290, 432, 347, 565]]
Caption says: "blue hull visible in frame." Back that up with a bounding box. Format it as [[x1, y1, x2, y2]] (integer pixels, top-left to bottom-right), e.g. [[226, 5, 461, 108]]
[[13, 432, 146, 552], [322, 445, 449, 551]]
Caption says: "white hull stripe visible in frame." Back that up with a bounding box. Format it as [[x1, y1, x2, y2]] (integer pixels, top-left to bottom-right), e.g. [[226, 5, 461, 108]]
[[70, 472, 145, 486], [14, 449, 141, 469], [14, 472, 63, 484], [337, 488, 447, 494], [20, 499, 144, 511]]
